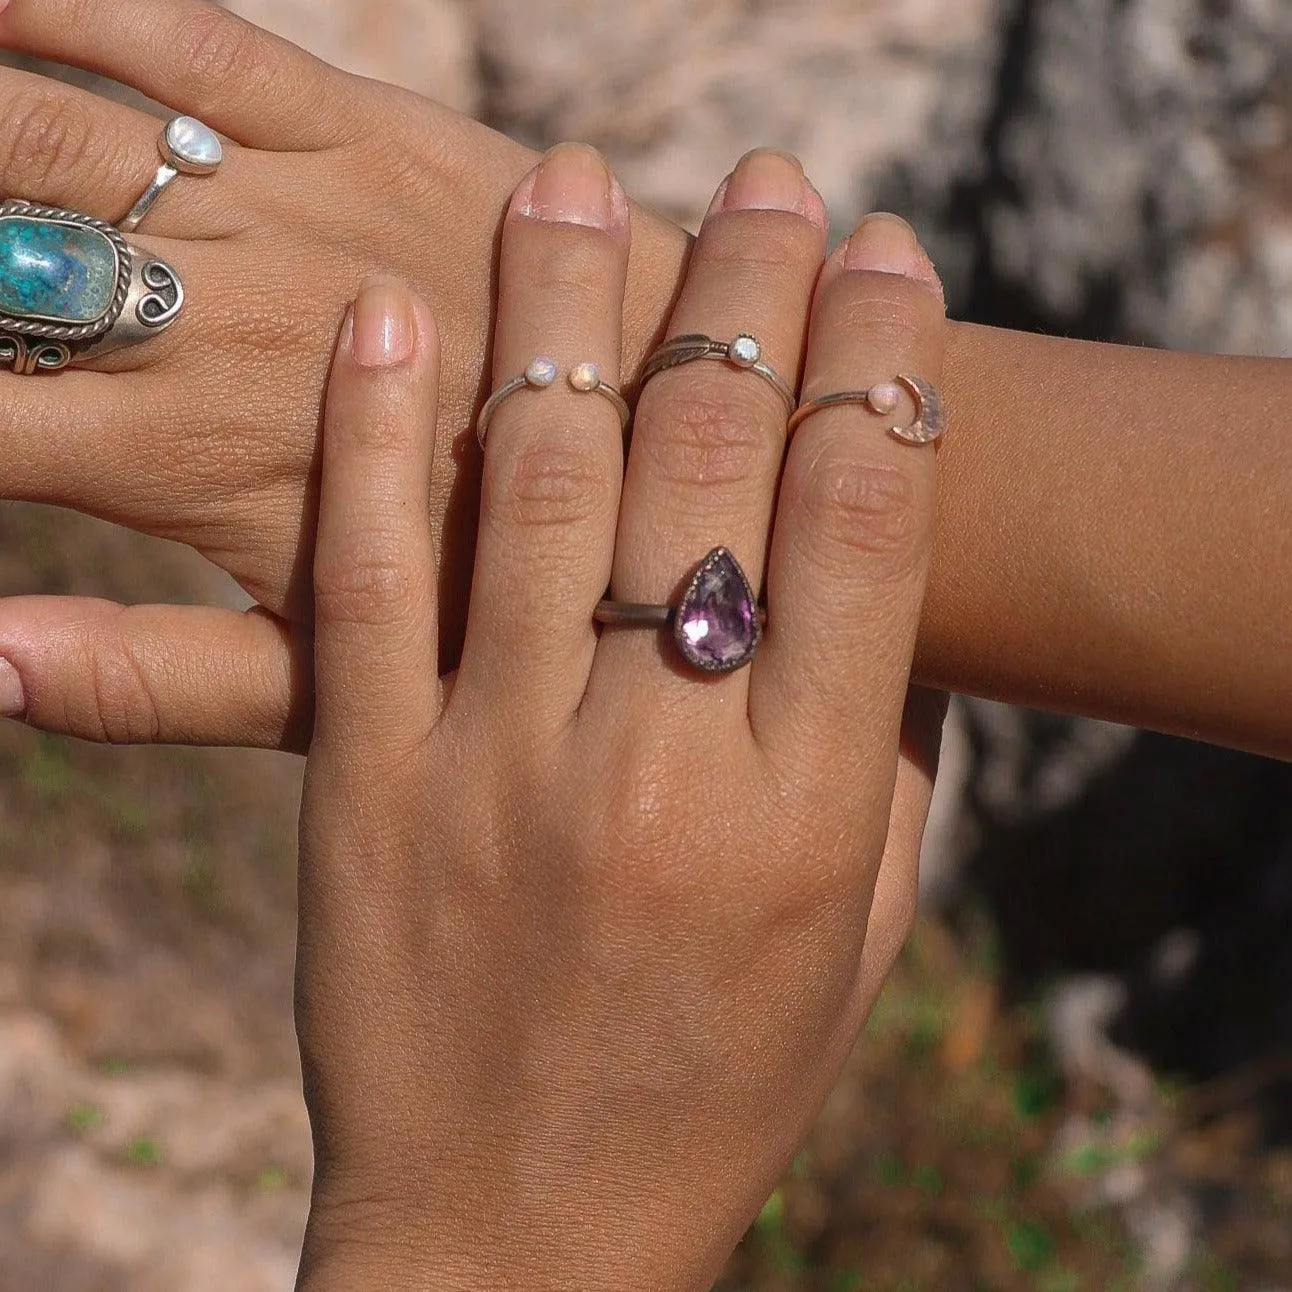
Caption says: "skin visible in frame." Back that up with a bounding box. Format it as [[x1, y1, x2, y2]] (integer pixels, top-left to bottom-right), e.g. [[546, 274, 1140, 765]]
[[296, 147, 946, 1291], [0, 0, 1286, 758]]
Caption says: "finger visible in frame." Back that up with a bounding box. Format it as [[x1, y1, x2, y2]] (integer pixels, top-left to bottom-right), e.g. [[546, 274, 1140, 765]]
[[0, 597, 310, 749], [853, 688, 949, 1019], [591, 149, 825, 705], [455, 145, 629, 729], [0, 64, 242, 239], [754, 213, 947, 779], [313, 277, 441, 752], [0, 0, 355, 150]]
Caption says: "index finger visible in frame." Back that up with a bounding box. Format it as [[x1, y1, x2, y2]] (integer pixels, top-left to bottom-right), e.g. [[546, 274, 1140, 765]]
[[751, 214, 947, 785]]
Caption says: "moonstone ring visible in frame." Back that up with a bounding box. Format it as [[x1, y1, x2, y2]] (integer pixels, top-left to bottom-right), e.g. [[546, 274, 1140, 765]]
[[787, 375, 946, 445], [0, 199, 183, 373], [594, 546, 766, 674], [476, 357, 631, 448], [119, 116, 223, 234], [640, 332, 796, 417]]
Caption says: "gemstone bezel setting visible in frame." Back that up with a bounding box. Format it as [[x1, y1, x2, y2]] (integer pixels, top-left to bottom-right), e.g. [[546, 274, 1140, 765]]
[[672, 546, 763, 674], [0, 200, 131, 342]]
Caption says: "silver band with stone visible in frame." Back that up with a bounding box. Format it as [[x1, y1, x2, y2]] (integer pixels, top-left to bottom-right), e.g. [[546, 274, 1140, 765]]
[[640, 333, 796, 417], [787, 375, 946, 446], [595, 545, 765, 675], [476, 357, 631, 448], [0, 199, 183, 374], [119, 116, 223, 234]]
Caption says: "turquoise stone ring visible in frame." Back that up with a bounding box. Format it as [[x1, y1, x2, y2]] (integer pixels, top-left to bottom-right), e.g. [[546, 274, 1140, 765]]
[[0, 199, 183, 373]]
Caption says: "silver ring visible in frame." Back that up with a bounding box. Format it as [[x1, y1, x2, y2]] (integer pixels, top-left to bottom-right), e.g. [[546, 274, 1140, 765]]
[[476, 357, 631, 448], [119, 116, 223, 234], [788, 375, 946, 445], [594, 546, 765, 675], [640, 333, 796, 417], [0, 199, 183, 373]]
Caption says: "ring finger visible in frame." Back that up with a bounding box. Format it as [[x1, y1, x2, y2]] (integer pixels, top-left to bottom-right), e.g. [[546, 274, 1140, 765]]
[[590, 149, 826, 710]]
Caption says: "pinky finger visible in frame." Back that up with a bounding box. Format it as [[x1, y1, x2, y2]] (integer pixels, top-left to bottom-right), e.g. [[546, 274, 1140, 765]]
[[0, 598, 310, 750]]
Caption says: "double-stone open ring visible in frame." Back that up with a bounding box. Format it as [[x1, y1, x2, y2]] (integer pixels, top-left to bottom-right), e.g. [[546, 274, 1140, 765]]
[[476, 356, 631, 448], [0, 116, 220, 373]]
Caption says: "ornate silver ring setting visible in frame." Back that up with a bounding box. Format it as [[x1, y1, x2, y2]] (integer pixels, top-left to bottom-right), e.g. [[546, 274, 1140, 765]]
[[788, 375, 946, 445], [476, 357, 631, 448], [595, 546, 765, 675], [0, 199, 183, 374], [120, 116, 223, 234], [640, 332, 796, 417]]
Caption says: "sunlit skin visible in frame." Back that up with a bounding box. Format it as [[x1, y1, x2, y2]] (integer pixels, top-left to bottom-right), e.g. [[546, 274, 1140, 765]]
[[295, 143, 947, 1290], [0, 0, 1287, 758]]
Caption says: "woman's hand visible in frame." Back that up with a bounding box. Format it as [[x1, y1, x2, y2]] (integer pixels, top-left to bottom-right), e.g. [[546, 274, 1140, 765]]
[[0, 0, 687, 745], [295, 150, 947, 1287]]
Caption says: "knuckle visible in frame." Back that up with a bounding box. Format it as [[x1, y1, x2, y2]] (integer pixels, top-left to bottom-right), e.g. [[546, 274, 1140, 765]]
[[314, 546, 417, 629], [638, 385, 772, 489], [174, 7, 263, 90], [4, 91, 98, 194], [703, 223, 818, 284], [489, 434, 612, 531], [796, 448, 924, 574], [83, 631, 163, 745], [521, 236, 621, 309], [817, 274, 944, 349]]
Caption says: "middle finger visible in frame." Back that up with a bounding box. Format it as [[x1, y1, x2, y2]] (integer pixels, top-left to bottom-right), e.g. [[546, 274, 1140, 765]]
[[591, 149, 826, 710]]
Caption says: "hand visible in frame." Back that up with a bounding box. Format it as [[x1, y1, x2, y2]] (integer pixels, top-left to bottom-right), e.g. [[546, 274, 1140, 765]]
[[294, 148, 947, 1287], [0, 0, 687, 748]]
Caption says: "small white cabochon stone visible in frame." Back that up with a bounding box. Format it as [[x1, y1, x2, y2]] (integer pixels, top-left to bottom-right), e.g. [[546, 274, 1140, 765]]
[[728, 335, 760, 367], [525, 357, 558, 387], [569, 362, 600, 391], [867, 381, 903, 415], [164, 117, 223, 172]]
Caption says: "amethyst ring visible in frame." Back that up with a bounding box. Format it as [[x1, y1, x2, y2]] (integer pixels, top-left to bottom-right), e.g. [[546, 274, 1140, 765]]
[[640, 332, 796, 417], [595, 546, 765, 674], [476, 356, 631, 448], [787, 375, 946, 445]]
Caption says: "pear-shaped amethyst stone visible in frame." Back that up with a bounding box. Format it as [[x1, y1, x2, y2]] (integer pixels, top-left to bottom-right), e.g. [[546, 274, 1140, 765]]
[[673, 547, 761, 673]]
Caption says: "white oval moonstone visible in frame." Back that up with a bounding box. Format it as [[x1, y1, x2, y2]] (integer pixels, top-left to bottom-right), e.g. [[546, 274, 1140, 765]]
[[728, 335, 760, 368], [163, 117, 223, 174], [569, 362, 600, 391]]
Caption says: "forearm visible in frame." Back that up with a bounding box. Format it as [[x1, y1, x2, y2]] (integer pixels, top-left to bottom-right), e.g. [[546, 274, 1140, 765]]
[[924, 325, 1290, 756]]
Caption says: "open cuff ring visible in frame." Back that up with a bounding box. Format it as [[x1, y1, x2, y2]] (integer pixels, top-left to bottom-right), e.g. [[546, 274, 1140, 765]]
[[640, 332, 796, 417], [595, 546, 765, 674], [476, 357, 631, 448], [120, 116, 224, 234], [788, 375, 946, 445]]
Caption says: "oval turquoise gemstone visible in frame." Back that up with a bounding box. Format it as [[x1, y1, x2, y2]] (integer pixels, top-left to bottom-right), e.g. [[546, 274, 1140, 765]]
[[0, 217, 118, 324]]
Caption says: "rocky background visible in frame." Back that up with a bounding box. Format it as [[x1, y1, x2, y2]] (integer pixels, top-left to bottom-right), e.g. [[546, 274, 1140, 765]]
[[1, 1, 1290, 1289]]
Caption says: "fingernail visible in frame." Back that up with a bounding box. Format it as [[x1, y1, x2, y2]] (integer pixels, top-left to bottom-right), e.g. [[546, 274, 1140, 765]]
[[350, 276, 415, 369], [843, 213, 942, 294], [707, 150, 826, 230], [0, 658, 25, 719], [520, 143, 615, 229]]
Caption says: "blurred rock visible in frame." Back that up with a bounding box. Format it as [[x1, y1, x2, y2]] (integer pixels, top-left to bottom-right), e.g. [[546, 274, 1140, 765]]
[[884, 0, 1292, 352], [471, 0, 999, 232]]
